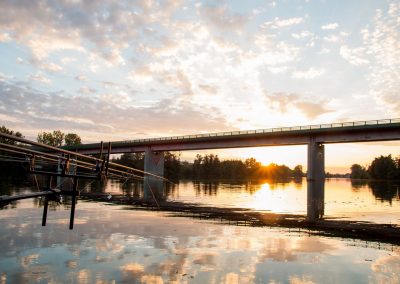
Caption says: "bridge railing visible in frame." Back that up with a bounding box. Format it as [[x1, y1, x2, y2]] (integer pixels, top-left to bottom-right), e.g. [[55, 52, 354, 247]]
[[127, 118, 400, 144]]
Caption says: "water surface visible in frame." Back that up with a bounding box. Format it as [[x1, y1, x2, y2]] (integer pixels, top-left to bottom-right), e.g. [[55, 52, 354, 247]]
[[1, 199, 399, 283], [1, 178, 400, 283], [99, 178, 400, 225]]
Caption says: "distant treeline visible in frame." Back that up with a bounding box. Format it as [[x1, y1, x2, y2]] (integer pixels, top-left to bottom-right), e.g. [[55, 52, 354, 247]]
[[351, 155, 400, 180], [112, 153, 305, 180]]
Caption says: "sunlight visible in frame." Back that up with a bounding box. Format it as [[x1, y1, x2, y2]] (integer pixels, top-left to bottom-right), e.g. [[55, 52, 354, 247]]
[[246, 182, 306, 213], [250, 183, 273, 210], [235, 146, 307, 168]]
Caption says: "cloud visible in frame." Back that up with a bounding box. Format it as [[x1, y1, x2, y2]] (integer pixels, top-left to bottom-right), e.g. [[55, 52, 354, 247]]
[[275, 17, 304, 27], [39, 62, 63, 72], [120, 263, 145, 278], [75, 75, 87, 81], [361, 3, 400, 114], [199, 84, 219, 94], [370, 255, 400, 283], [321, 23, 339, 30], [292, 31, 313, 39], [0, 79, 230, 141], [198, 4, 249, 33], [323, 35, 340, 43], [292, 67, 325, 79], [0, 32, 12, 42], [78, 87, 97, 95], [339, 46, 369, 66], [61, 57, 77, 65], [295, 101, 332, 119], [318, 48, 331, 55], [262, 17, 304, 29], [266, 92, 332, 119], [29, 73, 51, 84], [0, 0, 182, 66], [253, 37, 300, 65]]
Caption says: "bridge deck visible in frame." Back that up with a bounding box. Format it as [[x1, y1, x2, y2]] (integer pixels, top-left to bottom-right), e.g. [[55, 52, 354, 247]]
[[65, 118, 400, 153]]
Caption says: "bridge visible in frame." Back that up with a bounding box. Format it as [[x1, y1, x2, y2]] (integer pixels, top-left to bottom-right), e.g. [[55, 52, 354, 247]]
[[66, 118, 400, 221]]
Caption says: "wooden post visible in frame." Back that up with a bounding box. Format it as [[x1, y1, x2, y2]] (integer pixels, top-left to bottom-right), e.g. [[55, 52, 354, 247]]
[[42, 176, 52, 226], [69, 176, 78, 230]]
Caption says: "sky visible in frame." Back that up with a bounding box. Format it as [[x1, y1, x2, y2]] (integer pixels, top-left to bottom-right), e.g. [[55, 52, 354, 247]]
[[0, 0, 399, 172]]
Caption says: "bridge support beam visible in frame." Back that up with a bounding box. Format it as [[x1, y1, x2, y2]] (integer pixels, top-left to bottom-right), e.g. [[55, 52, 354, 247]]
[[143, 149, 165, 201], [307, 141, 325, 222]]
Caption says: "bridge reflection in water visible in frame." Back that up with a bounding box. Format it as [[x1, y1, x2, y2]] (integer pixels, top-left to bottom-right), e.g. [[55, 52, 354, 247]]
[[307, 179, 325, 221]]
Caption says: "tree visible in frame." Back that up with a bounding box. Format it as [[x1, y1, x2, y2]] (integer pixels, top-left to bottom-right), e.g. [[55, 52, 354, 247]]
[[368, 155, 397, 180], [37, 130, 82, 147], [64, 133, 82, 146], [37, 130, 65, 147], [395, 156, 400, 179], [193, 154, 203, 177], [113, 153, 144, 170], [220, 160, 246, 179], [164, 152, 181, 179], [0, 126, 25, 176], [245, 157, 261, 177], [0, 126, 23, 145], [350, 164, 368, 179], [293, 165, 304, 178]]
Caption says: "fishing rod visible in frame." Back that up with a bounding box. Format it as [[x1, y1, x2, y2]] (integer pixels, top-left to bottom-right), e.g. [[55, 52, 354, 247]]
[[0, 146, 144, 181], [0, 132, 169, 182]]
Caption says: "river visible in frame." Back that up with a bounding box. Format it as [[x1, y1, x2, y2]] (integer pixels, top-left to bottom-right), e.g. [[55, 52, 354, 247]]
[[0, 178, 399, 283]]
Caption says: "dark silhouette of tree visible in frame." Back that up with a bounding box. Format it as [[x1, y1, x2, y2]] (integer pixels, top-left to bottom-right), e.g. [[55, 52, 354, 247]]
[[350, 164, 369, 179], [293, 165, 304, 178], [37, 131, 82, 147], [220, 160, 246, 179], [395, 156, 400, 179], [164, 152, 180, 179], [201, 154, 221, 178], [0, 125, 23, 145], [245, 158, 261, 177], [112, 153, 144, 170], [64, 133, 82, 146], [37, 130, 65, 147], [193, 154, 203, 177], [180, 161, 193, 178], [0, 126, 26, 177], [368, 155, 397, 180]]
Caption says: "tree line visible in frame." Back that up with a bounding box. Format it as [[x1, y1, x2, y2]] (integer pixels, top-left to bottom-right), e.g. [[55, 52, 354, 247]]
[[350, 155, 400, 180], [112, 152, 305, 180], [0, 126, 82, 147]]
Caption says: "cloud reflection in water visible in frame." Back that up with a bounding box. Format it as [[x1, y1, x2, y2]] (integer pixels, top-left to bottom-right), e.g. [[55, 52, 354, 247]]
[[0, 200, 399, 283]]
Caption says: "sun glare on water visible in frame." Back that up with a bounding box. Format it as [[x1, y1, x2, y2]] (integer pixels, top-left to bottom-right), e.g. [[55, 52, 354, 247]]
[[245, 182, 306, 213]]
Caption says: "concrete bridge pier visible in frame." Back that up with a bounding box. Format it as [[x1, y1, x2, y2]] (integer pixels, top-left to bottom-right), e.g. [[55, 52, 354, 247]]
[[307, 141, 325, 221], [143, 149, 165, 201]]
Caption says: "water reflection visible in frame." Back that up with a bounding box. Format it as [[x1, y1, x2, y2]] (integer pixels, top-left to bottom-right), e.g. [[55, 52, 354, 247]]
[[351, 180, 400, 204], [0, 201, 399, 283], [2, 177, 400, 225], [307, 178, 324, 221]]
